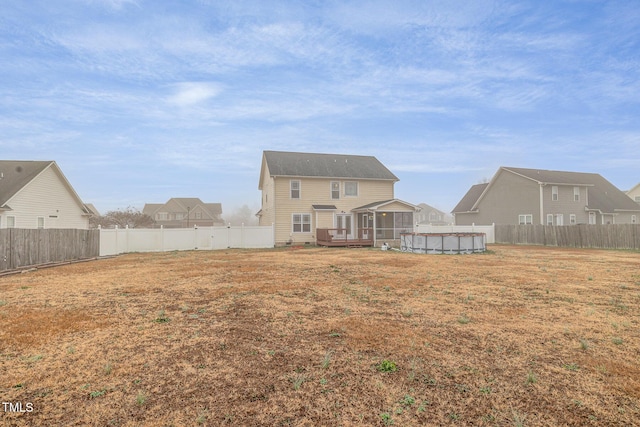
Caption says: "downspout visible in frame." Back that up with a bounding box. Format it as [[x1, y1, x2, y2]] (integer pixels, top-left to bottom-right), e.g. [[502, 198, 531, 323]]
[[539, 184, 545, 225]]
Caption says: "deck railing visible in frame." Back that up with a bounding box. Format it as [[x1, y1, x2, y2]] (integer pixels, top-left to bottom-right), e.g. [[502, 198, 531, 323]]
[[316, 228, 374, 246]]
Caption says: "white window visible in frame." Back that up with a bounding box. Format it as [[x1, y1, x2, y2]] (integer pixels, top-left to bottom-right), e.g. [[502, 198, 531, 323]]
[[292, 213, 311, 233], [519, 214, 533, 225], [555, 214, 564, 226], [570, 214, 576, 224], [635, 196, 640, 203], [546, 214, 553, 225], [552, 186, 558, 201], [175, 213, 184, 220], [344, 181, 358, 197], [290, 180, 300, 199], [632, 215, 637, 224], [195, 211, 202, 220], [7, 216, 16, 228], [573, 187, 580, 202], [37, 217, 45, 229], [589, 211, 596, 224], [331, 181, 340, 200]]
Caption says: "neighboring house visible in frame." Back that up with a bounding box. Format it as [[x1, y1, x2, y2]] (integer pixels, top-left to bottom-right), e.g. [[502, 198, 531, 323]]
[[0, 160, 91, 229], [626, 183, 640, 205], [453, 167, 640, 226], [257, 150, 418, 246], [142, 198, 223, 228], [416, 203, 452, 225]]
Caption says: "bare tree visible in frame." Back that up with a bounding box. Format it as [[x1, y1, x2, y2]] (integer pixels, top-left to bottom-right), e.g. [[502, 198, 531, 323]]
[[90, 206, 155, 229], [223, 204, 259, 226]]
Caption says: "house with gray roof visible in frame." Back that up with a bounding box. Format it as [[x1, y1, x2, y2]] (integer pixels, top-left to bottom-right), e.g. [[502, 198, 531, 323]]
[[258, 150, 418, 246], [453, 167, 640, 226], [416, 202, 452, 225], [142, 198, 223, 228], [0, 160, 91, 229], [626, 183, 640, 205]]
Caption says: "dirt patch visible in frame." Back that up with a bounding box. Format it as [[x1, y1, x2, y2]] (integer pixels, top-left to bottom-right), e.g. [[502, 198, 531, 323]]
[[0, 245, 639, 426]]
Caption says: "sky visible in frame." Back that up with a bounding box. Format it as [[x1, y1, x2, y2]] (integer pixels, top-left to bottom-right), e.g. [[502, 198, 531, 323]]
[[1, 0, 639, 216]]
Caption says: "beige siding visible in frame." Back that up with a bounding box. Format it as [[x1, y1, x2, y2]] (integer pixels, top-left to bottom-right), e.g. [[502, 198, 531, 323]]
[[5, 166, 89, 229], [376, 201, 415, 212], [258, 167, 276, 227], [271, 177, 394, 244], [626, 186, 640, 205]]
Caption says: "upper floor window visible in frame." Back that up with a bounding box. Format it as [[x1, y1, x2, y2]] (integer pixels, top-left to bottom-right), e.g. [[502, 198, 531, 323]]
[[635, 196, 640, 203], [290, 180, 300, 199], [331, 181, 340, 199], [157, 212, 168, 220], [552, 186, 558, 201], [573, 187, 580, 201], [175, 213, 184, 220], [519, 214, 532, 225], [344, 181, 358, 197], [195, 211, 202, 219]]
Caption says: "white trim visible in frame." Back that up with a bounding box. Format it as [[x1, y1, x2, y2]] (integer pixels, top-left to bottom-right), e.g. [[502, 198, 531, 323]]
[[290, 179, 301, 200], [291, 212, 311, 233], [344, 181, 358, 197], [330, 181, 340, 200]]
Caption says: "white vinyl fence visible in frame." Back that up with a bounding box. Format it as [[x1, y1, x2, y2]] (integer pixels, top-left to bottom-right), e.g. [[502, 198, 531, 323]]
[[100, 225, 275, 256], [414, 223, 495, 244]]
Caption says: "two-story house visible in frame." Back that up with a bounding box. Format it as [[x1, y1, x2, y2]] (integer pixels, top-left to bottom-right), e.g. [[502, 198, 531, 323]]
[[416, 203, 452, 225], [452, 167, 640, 226], [627, 183, 640, 205], [257, 150, 418, 246], [143, 198, 223, 228], [0, 160, 91, 229]]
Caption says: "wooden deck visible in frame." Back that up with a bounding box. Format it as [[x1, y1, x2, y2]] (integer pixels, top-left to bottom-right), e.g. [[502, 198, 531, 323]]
[[316, 228, 374, 247]]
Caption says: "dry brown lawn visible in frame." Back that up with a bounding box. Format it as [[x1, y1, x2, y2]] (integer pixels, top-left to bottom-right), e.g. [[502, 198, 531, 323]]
[[0, 245, 639, 426]]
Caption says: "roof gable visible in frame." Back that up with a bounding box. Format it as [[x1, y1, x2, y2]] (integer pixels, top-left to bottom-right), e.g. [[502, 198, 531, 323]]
[[0, 161, 53, 208], [261, 151, 399, 182], [0, 160, 89, 213]]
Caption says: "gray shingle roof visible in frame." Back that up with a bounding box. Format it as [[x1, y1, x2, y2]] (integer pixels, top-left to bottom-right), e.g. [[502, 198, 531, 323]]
[[504, 167, 640, 213], [452, 183, 488, 213], [263, 151, 399, 181], [0, 161, 53, 208]]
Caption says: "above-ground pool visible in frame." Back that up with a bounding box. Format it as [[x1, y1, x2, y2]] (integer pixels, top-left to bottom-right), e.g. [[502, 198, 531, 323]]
[[400, 232, 486, 254]]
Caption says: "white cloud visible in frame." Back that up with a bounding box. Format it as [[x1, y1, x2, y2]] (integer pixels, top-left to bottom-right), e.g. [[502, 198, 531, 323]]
[[167, 82, 223, 107]]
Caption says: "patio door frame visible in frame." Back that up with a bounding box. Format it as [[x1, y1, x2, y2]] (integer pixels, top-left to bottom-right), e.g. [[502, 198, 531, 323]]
[[335, 213, 353, 239]]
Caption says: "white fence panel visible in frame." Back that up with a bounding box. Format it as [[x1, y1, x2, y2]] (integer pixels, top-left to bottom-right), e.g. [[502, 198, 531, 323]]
[[414, 224, 495, 244], [99, 225, 274, 256]]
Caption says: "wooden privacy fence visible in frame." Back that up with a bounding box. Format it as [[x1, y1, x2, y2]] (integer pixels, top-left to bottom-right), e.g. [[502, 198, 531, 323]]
[[495, 224, 640, 249], [0, 228, 100, 271]]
